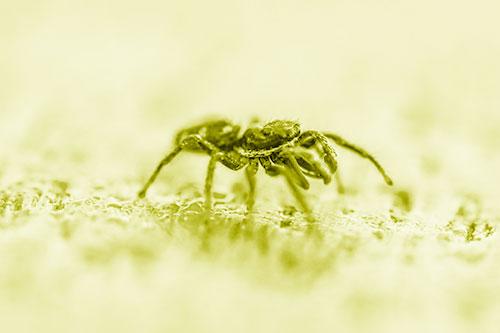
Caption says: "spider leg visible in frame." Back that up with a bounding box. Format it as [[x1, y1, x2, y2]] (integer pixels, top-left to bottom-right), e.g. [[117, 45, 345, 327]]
[[295, 163, 344, 193], [138, 134, 219, 198], [334, 170, 345, 194], [278, 152, 310, 190], [204, 152, 222, 210], [323, 133, 393, 186], [244, 159, 259, 212], [259, 157, 312, 218], [300, 131, 338, 174], [289, 147, 332, 185], [310, 144, 344, 192], [138, 146, 182, 198]]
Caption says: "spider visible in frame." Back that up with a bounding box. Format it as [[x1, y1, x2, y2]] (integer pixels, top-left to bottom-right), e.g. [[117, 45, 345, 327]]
[[138, 119, 393, 216]]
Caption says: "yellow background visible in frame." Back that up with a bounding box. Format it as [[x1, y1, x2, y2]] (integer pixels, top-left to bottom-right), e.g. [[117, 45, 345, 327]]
[[1, 1, 499, 332]]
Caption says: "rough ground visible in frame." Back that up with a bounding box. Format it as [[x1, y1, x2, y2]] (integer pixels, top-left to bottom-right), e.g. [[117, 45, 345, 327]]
[[1, 1, 500, 332]]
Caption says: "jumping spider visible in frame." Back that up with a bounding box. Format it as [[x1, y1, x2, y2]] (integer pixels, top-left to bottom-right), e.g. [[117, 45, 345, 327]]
[[138, 119, 393, 217]]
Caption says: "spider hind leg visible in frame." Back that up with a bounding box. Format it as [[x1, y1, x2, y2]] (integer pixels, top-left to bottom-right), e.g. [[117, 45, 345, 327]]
[[138, 134, 222, 208], [138, 146, 183, 198]]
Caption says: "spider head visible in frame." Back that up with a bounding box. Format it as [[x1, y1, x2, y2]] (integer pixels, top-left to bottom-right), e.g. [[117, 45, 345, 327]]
[[175, 120, 240, 150], [242, 120, 301, 150]]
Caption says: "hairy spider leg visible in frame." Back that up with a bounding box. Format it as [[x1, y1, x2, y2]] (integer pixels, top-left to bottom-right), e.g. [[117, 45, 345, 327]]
[[244, 160, 259, 212], [323, 133, 393, 186], [300, 131, 338, 174], [276, 150, 310, 190], [309, 143, 344, 192], [334, 171, 345, 194], [305, 142, 345, 192], [138, 146, 182, 198], [293, 146, 344, 193], [287, 147, 332, 185], [259, 157, 312, 219], [204, 152, 222, 209], [137, 134, 220, 199]]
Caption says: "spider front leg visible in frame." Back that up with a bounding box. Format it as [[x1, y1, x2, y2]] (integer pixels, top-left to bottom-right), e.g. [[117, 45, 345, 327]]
[[259, 157, 313, 221], [323, 132, 393, 186], [273, 152, 311, 190], [299, 131, 338, 174], [292, 146, 345, 193], [334, 171, 345, 194], [286, 147, 332, 185]]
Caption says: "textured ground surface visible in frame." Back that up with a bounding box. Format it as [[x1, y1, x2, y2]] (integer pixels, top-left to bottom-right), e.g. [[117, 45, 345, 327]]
[[1, 1, 500, 332]]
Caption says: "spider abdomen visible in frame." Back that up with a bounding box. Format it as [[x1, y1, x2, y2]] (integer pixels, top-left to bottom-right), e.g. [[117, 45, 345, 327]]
[[175, 119, 241, 152]]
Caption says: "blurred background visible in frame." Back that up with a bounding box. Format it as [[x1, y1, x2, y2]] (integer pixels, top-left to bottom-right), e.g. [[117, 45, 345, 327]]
[[1, 2, 500, 332], [0, 0, 499, 213]]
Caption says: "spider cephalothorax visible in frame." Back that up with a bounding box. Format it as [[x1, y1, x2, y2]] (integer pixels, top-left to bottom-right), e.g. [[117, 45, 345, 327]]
[[241, 120, 301, 150], [138, 118, 393, 218]]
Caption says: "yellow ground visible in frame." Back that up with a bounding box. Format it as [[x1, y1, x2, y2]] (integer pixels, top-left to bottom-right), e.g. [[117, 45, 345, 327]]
[[1, 1, 500, 332]]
